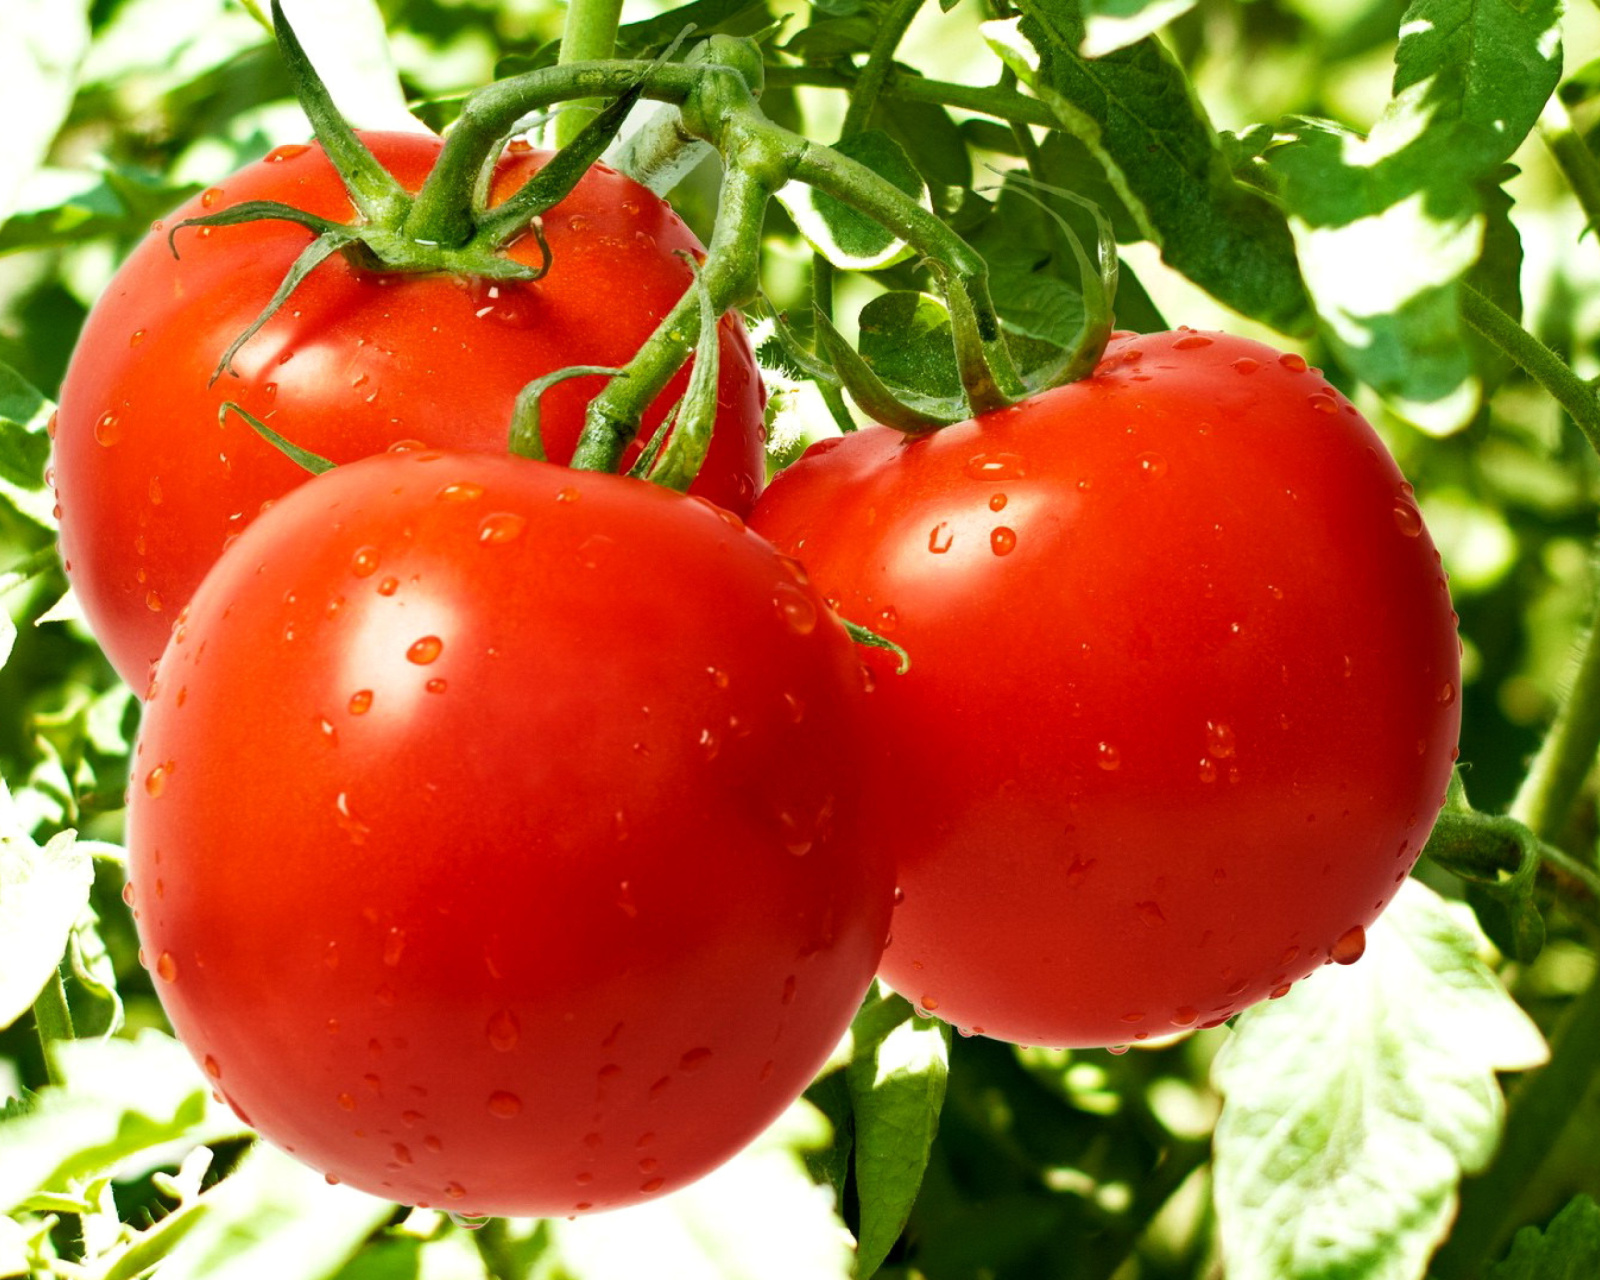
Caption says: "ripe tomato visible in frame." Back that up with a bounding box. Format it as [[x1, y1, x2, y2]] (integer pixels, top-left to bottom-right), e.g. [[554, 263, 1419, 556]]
[[750, 329, 1461, 1049], [125, 451, 889, 1216], [53, 133, 766, 688]]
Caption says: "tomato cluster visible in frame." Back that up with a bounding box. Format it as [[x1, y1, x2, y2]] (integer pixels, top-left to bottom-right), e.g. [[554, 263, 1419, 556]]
[[63, 135, 1458, 1215]]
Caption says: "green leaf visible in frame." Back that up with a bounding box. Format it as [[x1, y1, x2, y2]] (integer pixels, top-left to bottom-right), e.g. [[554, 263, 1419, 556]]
[[0, 1031, 248, 1212], [0, 778, 93, 1033], [1263, 0, 1562, 433], [847, 997, 949, 1279], [546, 1100, 854, 1280], [871, 90, 972, 193], [858, 291, 964, 402], [0, 0, 91, 227], [1211, 879, 1549, 1280], [1080, 0, 1197, 57], [988, 4, 1313, 334], [0, 166, 201, 256], [777, 130, 928, 271], [145, 1143, 396, 1280], [615, 0, 772, 54], [1487, 1196, 1600, 1280], [0, 361, 52, 498]]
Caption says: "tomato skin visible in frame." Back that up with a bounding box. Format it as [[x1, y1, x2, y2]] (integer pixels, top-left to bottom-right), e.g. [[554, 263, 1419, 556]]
[[750, 329, 1461, 1049], [54, 133, 766, 688], [125, 452, 888, 1216]]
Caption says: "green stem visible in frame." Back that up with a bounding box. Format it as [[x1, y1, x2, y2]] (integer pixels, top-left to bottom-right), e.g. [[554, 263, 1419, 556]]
[[1425, 808, 1600, 919], [33, 967, 75, 1087], [839, 0, 926, 139], [468, 1217, 517, 1279], [405, 61, 702, 247], [1459, 282, 1600, 459], [570, 162, 771, 473], [555, 0, 628, 147], [1510, 604, 1600, 844], [1431, 970, 1600, 1278], [1540, 99, 1600, 241]]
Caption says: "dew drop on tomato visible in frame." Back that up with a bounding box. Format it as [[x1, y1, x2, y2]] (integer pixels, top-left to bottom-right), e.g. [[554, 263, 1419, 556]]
[[486, 1009, 520, 1052], [488, 1091, 522, 1118], [478, 512, 526, 544], [772, 582, 818, 636], [407, 636, 443, 665], [1331, 925, 1367, 965]]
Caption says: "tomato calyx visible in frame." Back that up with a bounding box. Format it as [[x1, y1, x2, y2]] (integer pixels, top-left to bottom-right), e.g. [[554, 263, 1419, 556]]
[[172, 0, 646, 383]]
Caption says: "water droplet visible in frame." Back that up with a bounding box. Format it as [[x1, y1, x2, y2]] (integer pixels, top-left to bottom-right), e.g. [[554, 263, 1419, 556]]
[[1173, 333, 1214, 350], [781, 974, 798, 1005], [156, 951, 178, 982], [425, 678, 447, 695], [1382, 495, 1427, 539], [1232, 358, 1260, 375], [556, 485, 581, 504], [266, 143, 310, 163], [383, 928, 406, 967], [1205, 721, 1237, 759], [920, 994, 940, 1012], [928, 522, 954, 553], [1096, 742, 1120, 771], [445, 1182, 467, 1201], [577, 533, 616, 569], [964, 452, 1028, 481], [1135, 452, 1168, 480], [990, 527, 1017, 556], [877, 606, 899, 633], [337, 1092, 357, 1112], [487, 1009, 520, 1052], [776, 554, 810, 586], [351, 547, 380, 578], [1198, 757, 1218, 784], [377, 576, 399, 596], [680, 1047, 712, 1072], [488, 1091, 522, 1118], [1270, 983, 1293, 999], [773, 583, 818, 635], [335, 792, 370, 844], [1437, 681, 1457, 706], [148, 476, 164, 505], [649, 1076, 672, 1099], [641, 1177, 664, 1193], [438, 482, 484, 503], [1135, 901, 1166, 926], [348, 689, 373, 715], [479, 512, 526, 544], [144, 762, 173, 797], [568, 213, 589, 232], [94, 412, 123, 446], [408, 636, 443, 665], [1331, 925, 1367, 965], [989, 492, 1008, 512]]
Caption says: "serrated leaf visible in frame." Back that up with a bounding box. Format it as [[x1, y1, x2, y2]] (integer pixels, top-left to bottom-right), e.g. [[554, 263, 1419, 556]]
[[847, 1001, 949, 1279], [0, 362, 51, 493], [1487, 1195, 1600, 1280], [989, 6, 1313, 334], [0, 780, 93, 1032], [1211, 879, 1548, 1280], [1081, 0, 1197, 57], [777, 131, 927, 270], [548, 1099, 854, 1280], [1264, 0, 1562, 434], [0, 0, 90, 227], [0, 1031, 248, 1212]]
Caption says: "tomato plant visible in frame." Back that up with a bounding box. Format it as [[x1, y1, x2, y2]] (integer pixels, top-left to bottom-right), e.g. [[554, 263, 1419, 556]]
[[124, 449, 889, 1217], [751, 329, 1463, 1048], [51, 132, 767, 688]]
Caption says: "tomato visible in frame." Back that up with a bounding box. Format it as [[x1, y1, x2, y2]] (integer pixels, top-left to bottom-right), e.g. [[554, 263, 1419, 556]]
[[750, 329, 1461, 1049], [53, 133, 767, 688], [124, 451, 889, 1216]]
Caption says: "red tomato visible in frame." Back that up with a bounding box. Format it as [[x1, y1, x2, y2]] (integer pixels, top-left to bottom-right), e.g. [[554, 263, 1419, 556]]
[[125, 451, 888, 1216], [750, 329, 1461, 1049], [53, 133, 766, 688]]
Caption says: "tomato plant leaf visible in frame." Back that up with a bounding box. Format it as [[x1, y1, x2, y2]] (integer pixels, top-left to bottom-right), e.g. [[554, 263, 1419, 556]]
[[1211, 879, 1549, 1280], [777, 131, 927, 271], [1486, 1195, 1600, 1280], [0, 783, 91, 1034], [988, 2, 1314, 335], [847, 997, 950, 1280], [0, 1031, 247, 1213], [140, 1144, 397, 1280], [547, 1100, 854, 1280], [858, 292, 963, 403], [1262, 0, 1562, 434], [0, 362, 55, 531], [0, 0, 90, 228], [1080, 0, 1197, 57]]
